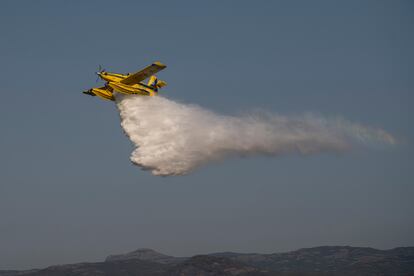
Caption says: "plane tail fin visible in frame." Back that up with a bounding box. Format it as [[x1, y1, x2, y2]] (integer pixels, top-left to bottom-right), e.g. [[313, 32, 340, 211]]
[[148, 75, 167, 91]]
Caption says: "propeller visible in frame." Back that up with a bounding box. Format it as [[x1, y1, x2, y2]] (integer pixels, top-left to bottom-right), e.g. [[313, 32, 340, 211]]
[[95, 65, 106, 82]]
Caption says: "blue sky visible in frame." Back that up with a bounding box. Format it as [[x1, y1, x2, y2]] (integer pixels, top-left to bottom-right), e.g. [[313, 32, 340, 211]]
[[0, 0, 413, 269]]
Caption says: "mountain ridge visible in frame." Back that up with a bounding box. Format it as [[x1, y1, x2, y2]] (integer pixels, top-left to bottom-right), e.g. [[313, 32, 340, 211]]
[[2, 246, 413, 276]]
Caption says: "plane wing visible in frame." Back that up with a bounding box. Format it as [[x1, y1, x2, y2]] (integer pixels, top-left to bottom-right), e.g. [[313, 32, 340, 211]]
[[120, 62, 167, 85]]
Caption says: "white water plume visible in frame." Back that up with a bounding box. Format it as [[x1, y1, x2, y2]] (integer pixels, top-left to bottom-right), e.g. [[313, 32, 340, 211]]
[[116, 95, 395, 176]]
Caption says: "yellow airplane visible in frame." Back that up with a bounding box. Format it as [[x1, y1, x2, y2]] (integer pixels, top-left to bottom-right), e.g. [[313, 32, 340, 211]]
[[83, 62, 167, 101]]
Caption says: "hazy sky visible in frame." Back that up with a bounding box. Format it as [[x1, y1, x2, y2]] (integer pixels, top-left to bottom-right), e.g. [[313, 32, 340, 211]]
[[0, 0, 413, 270]]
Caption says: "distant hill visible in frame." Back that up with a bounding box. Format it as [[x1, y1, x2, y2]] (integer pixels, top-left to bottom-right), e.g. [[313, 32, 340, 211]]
[[1, 246, 413, 276], [105, 248, 186, 264], [211, 246, 414, 275]]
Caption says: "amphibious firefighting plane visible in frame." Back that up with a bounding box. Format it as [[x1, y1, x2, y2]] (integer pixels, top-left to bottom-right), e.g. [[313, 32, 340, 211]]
[[83, 62, 167, 101]]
